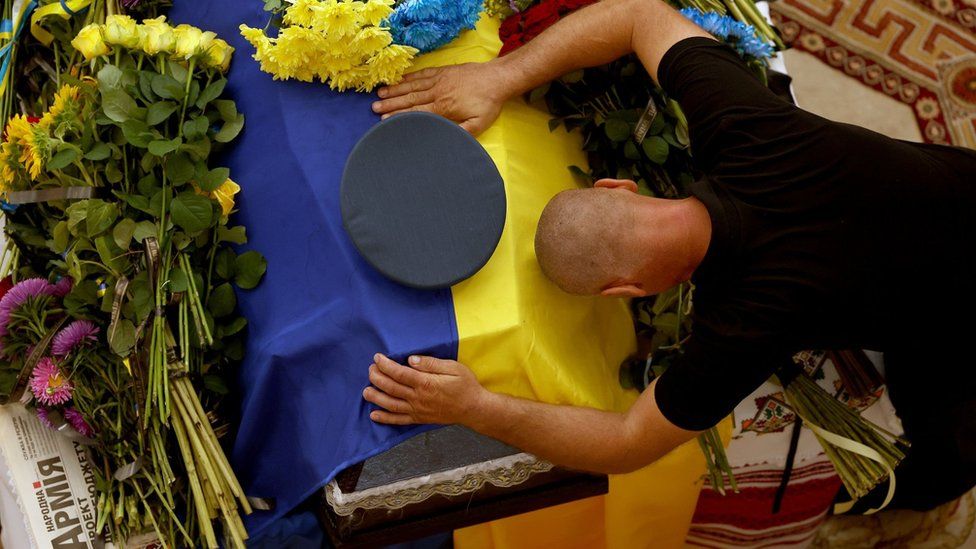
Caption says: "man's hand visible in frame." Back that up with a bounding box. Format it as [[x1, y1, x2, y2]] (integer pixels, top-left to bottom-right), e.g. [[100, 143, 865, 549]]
[[371, 63, 507, 135], [363, 353, 490, 425]]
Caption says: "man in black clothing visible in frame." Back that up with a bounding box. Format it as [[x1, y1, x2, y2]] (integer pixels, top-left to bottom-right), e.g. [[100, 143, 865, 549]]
[[363, 0, 976, 510]]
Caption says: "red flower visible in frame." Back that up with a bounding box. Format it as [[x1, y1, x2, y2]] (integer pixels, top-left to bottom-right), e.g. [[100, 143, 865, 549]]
[[523, 1, 561, 33], [0, 277, 13, 302], [499, 12, 523, 43], [26, 116, 40, 124], [558, 0, 597, 11]]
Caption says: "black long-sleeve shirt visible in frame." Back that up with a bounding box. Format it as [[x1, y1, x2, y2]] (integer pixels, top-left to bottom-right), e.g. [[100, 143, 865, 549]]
[[653, 37, 976, 430]]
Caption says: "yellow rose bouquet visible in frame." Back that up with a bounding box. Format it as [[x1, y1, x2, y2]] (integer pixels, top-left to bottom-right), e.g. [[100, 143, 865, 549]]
[[1, 5, 264, 549]]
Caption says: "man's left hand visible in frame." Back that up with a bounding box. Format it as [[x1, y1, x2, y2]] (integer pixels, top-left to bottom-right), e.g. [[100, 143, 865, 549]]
[[363, 353, 489, 426]]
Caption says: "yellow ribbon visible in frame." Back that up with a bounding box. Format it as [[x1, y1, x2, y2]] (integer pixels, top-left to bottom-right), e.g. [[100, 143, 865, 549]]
[[800, 416, 897, 515], [30, 0, 92, 46], [0, 1, 38, 99]]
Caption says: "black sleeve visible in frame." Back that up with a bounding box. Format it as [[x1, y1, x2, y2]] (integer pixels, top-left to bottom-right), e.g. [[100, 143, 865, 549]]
[[657, 37, 797, 171], [653, 323, 786, 431]]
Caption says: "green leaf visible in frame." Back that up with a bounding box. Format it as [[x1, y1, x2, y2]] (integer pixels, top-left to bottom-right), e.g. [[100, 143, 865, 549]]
[[214, 113, 244, 143], [101, 88, 140, 123], [182, 116, 210, 140], [95, 235, 125, 272], [47, 148, 79, 170], [208, 283, 237, 318], [213, 99, 238, 121], [52, 221, 69, 253], [148, 137, 182, 156], [222, 316, 247, 336], [567, 165, 593, 184], [138, 71, 157, 101], [167, 61, 189, 84], [217, 225, 247, 245], [123, 194, 153, 215], [623, 140, 640, 160], [64, 280, 98, 315], [137, 174, 160, 196], [180, 138, 211, 160], [132, 221, 157, 242], [108, 319, 136, 356], [65, 201, 89, 235], [151, 74, 185, 100], [146, 101, 179, 126], [97, 64, 124, 92], [641, 136, 669, 164], [215, 248, 237, 280], [105, 161, 123, 183], [121, 119, 153, 148], [234, 251, 267, 290], [560, 69, 584, 84], [112, 218, 137, 249], [170, 192, 214, 233], [604, 118, 630, 142], [203, 374, 230, 395], [86, 200, 119, 237], [168, 267, 188, 292], [196, 78, 227, 109], [164, 153, 195, 184], [84, 142, 112, 161], [196, 166, 229, 192], [128, 273, 153, 322]]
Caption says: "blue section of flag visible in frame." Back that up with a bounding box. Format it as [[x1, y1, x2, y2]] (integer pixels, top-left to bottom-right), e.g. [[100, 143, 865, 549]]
[[170, 2, 458, 539]]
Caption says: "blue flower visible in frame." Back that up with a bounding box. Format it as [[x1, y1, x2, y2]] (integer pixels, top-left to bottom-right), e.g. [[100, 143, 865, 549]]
[[387, 0, 483, 53], [0, 200, 17, 213], [678, 7, 774, 61]]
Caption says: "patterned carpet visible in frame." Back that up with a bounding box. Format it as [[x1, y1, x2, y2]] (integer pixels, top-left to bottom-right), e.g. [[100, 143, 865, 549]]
[[770, 0, 976, 147]]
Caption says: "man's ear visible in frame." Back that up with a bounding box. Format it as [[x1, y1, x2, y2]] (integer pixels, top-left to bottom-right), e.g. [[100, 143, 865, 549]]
[[600, 284, 647, 298], [594, 178, 639, 194]]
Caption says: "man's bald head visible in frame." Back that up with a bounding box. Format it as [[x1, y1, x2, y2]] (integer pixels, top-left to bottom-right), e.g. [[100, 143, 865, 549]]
[[534, 187, 639, 295]]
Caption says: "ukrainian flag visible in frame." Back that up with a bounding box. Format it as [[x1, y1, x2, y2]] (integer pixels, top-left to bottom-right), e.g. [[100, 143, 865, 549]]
[[171, 3, 713, 546]]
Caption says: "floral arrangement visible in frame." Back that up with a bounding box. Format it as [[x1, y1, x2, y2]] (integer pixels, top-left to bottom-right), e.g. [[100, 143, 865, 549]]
[[679, 7, 774, 60], [387, 0, 483, 53], [240, 0, 417, 92], [498, 0, 597, 55], [1, 5, 265, 548]]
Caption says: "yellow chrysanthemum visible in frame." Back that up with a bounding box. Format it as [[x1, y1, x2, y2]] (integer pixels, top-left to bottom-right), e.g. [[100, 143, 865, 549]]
[[366, 44, 417, 85], [356, 0, 394, 27], [38, 84, 81, 132], [350, 27, 393, 56], [283, 0, 320, 28], [329, 66, 372, 92], [311, 0, 362, 37]]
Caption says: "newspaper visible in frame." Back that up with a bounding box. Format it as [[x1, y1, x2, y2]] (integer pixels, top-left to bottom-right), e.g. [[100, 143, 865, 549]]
[[0, 404, 160, 549]]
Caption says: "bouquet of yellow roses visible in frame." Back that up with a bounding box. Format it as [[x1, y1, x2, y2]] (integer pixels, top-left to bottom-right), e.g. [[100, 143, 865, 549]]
[[1, 5, 263, 548]]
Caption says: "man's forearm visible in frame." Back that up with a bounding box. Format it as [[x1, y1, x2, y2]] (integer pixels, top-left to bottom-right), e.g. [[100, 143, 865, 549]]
[[468, 389, 665, 474], [489, 0, 709, 99]]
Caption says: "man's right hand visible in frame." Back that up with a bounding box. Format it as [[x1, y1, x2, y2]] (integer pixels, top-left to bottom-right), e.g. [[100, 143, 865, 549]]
[[372, 63, 508, 135]]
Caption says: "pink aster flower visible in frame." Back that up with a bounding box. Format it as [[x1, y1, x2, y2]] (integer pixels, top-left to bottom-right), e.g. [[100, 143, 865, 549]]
[[29, 358, 72, 406], [51, 320, 100, 357], [35, 407, 55, 429], [0, 278, 56, 335], [52, 276, 73, 297], [64, 408, 94, 437]]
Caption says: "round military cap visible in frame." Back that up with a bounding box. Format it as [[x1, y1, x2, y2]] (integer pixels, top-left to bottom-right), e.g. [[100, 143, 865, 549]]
[[341, 112, 506, 289]]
